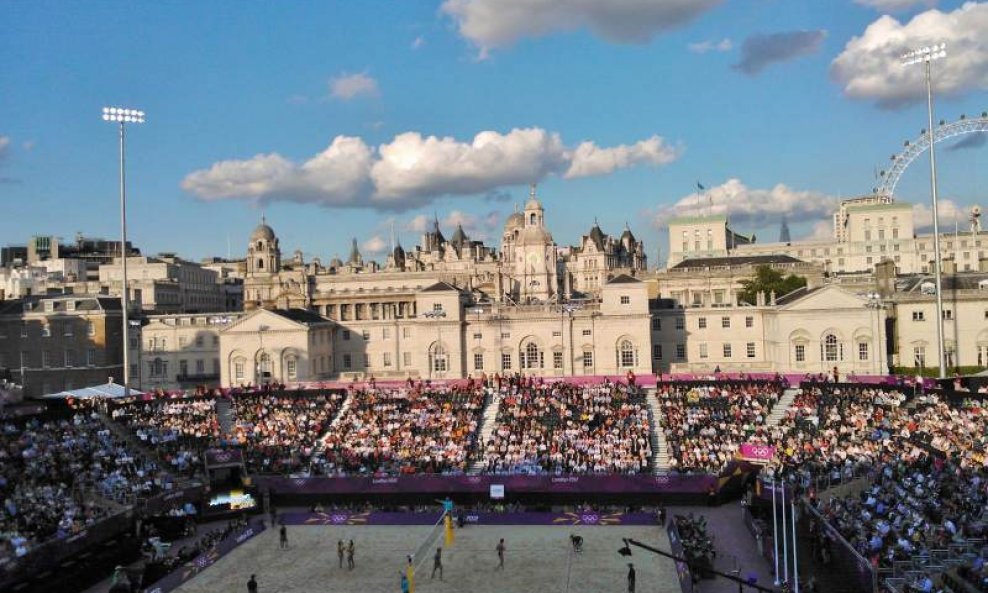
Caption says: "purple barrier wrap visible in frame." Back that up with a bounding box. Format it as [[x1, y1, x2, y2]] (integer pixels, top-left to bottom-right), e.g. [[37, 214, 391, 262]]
[[258, 473, 717, 495], [205, 448, 244, 466], [279, 511, 658, 526], [142, 520, 266, 593]]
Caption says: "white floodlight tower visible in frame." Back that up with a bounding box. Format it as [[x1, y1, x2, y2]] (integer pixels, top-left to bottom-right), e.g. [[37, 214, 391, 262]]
[[902, 44, 948, 379], [101, 107, 146, 397]]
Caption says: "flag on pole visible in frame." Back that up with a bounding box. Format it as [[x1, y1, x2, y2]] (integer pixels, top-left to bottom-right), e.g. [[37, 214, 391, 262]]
[[697, 182, 705, 191]]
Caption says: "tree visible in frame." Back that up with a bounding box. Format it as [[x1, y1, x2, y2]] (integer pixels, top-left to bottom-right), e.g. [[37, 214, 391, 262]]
[[738, 265, 807, 305]]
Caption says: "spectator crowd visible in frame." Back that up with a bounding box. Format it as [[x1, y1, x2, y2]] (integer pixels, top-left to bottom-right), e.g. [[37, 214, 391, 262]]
[[316, 386, 484, 475], [0, 413, 164, 567], [657, 382, 781, 473], [231, 391, 345, 474], [483, 381, 651, 474]]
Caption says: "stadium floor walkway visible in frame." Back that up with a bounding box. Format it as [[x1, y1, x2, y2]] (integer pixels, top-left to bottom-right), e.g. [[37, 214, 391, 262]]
[[668, 503, 776, 593]]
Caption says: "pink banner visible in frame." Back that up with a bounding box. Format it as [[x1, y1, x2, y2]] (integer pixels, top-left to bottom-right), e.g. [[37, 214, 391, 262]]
[[739, 443, 775, 462]]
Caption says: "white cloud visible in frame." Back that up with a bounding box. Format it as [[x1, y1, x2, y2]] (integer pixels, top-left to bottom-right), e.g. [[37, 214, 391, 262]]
[[565, 135, 680, 178], [804, 220, 835, 241], [412, 36, 426, 50], [361, 235, 388, 255], [441, 0, 723, 57], [912, 198, 971, 231], [184, 128, 679, 211], [831, 2, 988, 109], [652, 178, 839, 230], [855, 0, 937, 12], [181, 136, 374, 207], [403, 214, 431, 233], [688, 38, 732, 54], [329, 72, 379, 100], [371, 128, 569, 203]]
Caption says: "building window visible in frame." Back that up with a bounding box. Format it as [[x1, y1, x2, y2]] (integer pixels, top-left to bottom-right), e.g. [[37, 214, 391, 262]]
[[653, 344, 662, 360], [342, 330, 350, 341], [41, 324, 51, 338], [235, 360, 245, 380], [433, 303, 443, 312], [745, 316, 754, 328], [20, 323, 28, 338], [343, 354, 352, 369], [382, 328, 391, 339], [822, 334, 841, 362], [746, 342, 755, 358], [699, 343, 708, 358], [196, 359, 205, 374], [42, 351, 50, 368], [698, 317, 707, 329], [619, 340, 635, 368], [64, 323, 73, 337], [620, 296, 630, 305], [501, 353, 512, 370], [651, 318, 661, 330], [676, 344, 686, 359], [179, 337, 188, 348], [195, 336, 204, 347], [912, 311, 925, 321], [722, 343, 732, 358], [942, 309, 953, 320], [403, 352, 411, 366], [403, 327, 411, 338], [362, 330, 370, 340], [474, 332, 483, 340], [551, 330, 561, 337], [286, 358, 298, 378], [977, 345, 988, 367], [473, 353, 484, 371], [64, 349, 74, 368], [553, 351, 563, 369], [501, 332, 511, 339], [179, 360, 188, 376], [581, 329, 591, 336], [795, 344, 806, 363], [582, 351, 593, 369], [721, 317, 730, 329], [858, 342, 869, 361], [87, 349, 96, 367], [675, 318, 684, 330], [521, 342, 543, 369], [913, 346, 926, 368]]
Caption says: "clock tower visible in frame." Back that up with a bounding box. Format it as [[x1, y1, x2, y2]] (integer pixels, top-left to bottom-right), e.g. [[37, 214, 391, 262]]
[[513, 184, 558, 303]]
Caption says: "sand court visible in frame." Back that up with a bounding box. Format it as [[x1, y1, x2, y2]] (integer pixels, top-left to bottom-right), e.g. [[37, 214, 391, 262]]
[[171, 524, 682, 593]]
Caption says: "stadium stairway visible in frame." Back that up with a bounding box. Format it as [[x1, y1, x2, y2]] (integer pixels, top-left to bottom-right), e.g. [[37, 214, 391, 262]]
[[645, 389, 671, 473], [306, 392, 354, 472], [216, 397, 235, 436], [766, 386, 800, 426], [466, 388, 502, 475]]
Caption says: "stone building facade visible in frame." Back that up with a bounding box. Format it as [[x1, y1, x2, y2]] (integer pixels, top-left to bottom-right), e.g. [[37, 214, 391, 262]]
[[0, 295, 125, 397]]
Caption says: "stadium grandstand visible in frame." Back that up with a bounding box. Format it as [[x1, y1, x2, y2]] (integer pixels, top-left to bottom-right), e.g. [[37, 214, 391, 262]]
[[0, 372, 986, 593]]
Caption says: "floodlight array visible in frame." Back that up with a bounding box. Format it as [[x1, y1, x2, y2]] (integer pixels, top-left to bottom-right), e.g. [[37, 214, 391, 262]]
[[101, 107, 146, 123]]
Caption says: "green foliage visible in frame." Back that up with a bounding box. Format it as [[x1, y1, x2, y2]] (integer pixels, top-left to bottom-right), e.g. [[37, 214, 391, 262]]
[[738, 266, 807, 305]]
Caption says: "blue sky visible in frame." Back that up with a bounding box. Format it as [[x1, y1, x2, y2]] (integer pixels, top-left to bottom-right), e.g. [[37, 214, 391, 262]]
[[1, 1, 985, 264]]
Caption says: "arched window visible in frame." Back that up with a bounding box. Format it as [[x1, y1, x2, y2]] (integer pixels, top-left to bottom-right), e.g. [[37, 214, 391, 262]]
[[822, 334, 841, 362], [432, 345, 447, 374], [529, 213, 536, 225], [257, 258, 264, 270], [619, 340, 635, 368], [522, 342, 543, 369]]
